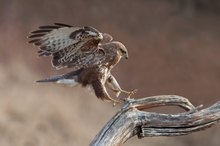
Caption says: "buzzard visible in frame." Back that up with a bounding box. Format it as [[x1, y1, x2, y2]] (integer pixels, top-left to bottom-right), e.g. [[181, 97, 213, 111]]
[[28, 23, 136, 103]]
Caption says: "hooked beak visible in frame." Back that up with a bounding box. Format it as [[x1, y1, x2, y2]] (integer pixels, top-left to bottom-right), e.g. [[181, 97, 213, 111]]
[[125, 54, 128, 59]]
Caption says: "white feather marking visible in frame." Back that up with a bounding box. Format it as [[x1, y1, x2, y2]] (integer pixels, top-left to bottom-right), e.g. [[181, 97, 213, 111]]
[[56, 79, 78, 87], [86, 85, 95, 95], [99, 32, 103, 39], [88, 31, 98, 36]]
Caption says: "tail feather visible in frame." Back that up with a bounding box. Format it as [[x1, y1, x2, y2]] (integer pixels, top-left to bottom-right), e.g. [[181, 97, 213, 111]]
[[36, 75, 64, 83], [36, 69, 83, 83]]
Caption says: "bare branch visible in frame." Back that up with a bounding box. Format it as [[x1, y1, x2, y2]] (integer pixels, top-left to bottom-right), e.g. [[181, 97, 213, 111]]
[[90, 95, 220, 146], [122, 95, 198, 111]]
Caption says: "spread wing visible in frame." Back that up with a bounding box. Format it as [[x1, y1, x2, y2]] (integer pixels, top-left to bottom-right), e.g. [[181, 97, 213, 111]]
[[28, 23, 104, 70], [29, 23, 81, 55]]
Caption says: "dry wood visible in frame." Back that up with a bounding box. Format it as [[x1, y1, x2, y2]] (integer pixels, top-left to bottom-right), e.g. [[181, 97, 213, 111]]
[[90, 95, 220, 146]]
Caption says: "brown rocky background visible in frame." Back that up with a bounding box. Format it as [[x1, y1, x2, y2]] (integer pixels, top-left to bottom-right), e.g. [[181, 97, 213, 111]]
[[0, 0, 220, 145]]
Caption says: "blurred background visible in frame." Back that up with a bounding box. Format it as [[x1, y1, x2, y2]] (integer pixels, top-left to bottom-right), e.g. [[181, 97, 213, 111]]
[[0, 0, 220, 146]]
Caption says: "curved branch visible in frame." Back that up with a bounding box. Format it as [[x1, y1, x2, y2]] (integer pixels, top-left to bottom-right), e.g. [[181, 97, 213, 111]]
[[90, 95, 220, 146], [122, 95, 198, 111]]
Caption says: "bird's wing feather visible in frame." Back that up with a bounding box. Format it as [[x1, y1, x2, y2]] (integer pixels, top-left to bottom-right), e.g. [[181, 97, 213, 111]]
[[64, 48, 107, 70], [28, 23, 104, 70], [29, 23, 81, 54]]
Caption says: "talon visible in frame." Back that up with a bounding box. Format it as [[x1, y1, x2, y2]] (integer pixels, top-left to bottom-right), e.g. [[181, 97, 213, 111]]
[[114, 89, 138, 100], [128, 89, 138, 97], [124, 89, 138, 98]]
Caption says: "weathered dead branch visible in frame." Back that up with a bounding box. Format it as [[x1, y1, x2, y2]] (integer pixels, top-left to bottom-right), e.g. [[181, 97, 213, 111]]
[[90, 95, 220, 146]]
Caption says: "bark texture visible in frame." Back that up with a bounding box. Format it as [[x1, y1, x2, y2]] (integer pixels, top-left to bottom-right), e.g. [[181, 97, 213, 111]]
[[90, 95, 220, 146]]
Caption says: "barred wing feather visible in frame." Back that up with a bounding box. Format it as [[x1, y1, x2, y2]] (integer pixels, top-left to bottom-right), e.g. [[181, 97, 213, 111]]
[[28, 23, 81, 56], [28, 23, 104, 70]]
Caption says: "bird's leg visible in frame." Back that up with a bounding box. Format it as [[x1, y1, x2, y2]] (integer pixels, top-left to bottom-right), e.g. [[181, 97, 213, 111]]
[[91, 79, 121, 104], [106, 74, 137, 99]]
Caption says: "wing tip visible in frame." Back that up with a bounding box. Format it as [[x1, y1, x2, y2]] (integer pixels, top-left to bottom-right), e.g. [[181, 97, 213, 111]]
[[28, 39, 41, 44], [28, 34, 45, 38], [54, 23, 73, 27]]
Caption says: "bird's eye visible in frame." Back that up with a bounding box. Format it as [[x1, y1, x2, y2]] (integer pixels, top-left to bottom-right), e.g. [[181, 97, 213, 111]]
[[120, 48, 126, 54]]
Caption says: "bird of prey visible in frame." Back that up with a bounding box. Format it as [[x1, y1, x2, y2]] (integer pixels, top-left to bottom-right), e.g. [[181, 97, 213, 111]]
[[28, 23, 136, 103]]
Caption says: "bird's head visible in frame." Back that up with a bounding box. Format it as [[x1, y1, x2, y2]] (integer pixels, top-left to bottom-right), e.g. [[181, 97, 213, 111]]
[[83, 26, 103, 41], [114, 41, 128, 59]]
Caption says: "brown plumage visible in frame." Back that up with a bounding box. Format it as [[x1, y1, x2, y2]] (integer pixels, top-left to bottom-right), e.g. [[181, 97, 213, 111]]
[[29, 23, 135, 102]]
